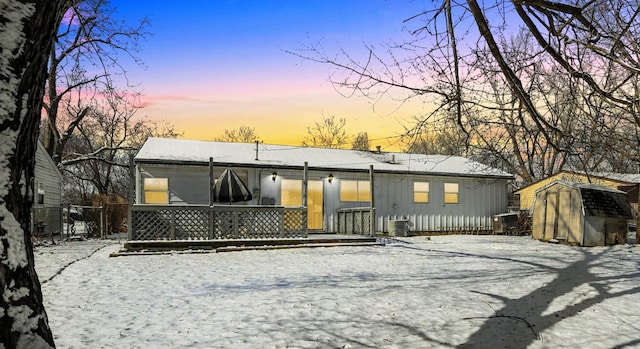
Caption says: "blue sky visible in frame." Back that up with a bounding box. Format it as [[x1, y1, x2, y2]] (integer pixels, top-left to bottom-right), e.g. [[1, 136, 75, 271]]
[[109, 1, 435, 149]]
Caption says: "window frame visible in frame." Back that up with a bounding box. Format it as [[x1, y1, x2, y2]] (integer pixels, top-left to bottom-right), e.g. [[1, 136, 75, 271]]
[[143, 177, 169, 204], [413, 181, 430, 203], [36, 181, 45, 205], [444, 182, 459, 204], [340, 179, 371, 202]]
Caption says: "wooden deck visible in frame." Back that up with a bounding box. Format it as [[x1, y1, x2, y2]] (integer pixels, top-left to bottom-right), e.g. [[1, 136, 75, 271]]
[[113, 234, 381, 256]]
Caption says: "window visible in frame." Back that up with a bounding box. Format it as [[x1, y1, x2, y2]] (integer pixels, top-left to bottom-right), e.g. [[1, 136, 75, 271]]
[[144, 178, 169, 204], [36, 182, 45, 205], [340, 180, 370, 202], [414, 182, 429, 203], [444, 182, 459, 204]]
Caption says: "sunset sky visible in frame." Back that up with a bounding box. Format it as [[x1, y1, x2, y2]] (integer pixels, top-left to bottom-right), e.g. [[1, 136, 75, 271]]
[[110, 1, 436, 151]]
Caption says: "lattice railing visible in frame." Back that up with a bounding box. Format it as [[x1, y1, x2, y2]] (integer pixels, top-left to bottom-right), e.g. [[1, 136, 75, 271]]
[[283, 209, 307, 238], [130, 205, 307, 240], [174, 208, 209, 240], [131, 208, 173, 240], [337, 207, 373, 235]]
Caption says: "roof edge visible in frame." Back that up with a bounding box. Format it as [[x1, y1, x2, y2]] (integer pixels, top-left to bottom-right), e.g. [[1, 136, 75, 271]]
[[135, 158, 514, 180]]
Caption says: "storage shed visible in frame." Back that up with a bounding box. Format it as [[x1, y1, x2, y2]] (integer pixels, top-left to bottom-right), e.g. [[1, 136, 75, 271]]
[[531, 181, 634, 246]]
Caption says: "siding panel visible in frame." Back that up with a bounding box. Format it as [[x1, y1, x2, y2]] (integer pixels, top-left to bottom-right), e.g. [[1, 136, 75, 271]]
[[34, 142, 62, 207]]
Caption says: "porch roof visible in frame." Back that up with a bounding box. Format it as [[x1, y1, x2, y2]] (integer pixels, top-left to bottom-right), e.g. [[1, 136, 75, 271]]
[[135, 137, 514, 179]]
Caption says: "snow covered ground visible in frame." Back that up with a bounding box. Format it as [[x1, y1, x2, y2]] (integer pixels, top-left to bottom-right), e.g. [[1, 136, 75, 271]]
[[34, 235, 640, 348]]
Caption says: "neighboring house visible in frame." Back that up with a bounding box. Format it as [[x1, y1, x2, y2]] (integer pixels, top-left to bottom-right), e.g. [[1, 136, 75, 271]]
[[131, 138, 513, 238], [32, 141, 63, 236], [515, 170, 640, 223], [531, 181, 634, 246]]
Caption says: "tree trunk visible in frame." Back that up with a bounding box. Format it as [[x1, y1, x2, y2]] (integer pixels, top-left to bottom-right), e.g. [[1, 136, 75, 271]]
[[0, 1, 69, 348]]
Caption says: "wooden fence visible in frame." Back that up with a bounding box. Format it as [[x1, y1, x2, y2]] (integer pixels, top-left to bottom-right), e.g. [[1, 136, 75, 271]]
[[129, 205, 307, 240]]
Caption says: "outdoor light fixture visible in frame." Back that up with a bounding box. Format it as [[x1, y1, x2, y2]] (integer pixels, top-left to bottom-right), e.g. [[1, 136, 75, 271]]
[[272, 172, 277, 182], [328, 174, 334, 183]]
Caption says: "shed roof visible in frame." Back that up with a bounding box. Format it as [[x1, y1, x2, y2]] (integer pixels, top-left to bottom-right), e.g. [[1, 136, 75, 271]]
[[589, 172, 640, 184], [514, 170, 640, 194], [135, 137, 514, 179], [535, 180, 635, 219]]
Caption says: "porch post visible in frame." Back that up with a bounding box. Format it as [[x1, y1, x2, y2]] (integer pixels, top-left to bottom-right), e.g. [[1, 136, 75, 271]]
[[129, 154, 135, 204], [302, 161, 308, 233], [369, 165, 375, 236], [209, 157, 214, 206], [128, 154, 134, 240], [302, 162, 308, 207], [209, 157, 215, 239]]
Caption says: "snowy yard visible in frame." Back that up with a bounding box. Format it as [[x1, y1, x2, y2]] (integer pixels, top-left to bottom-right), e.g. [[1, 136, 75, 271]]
[[35, 235, 640, 348]]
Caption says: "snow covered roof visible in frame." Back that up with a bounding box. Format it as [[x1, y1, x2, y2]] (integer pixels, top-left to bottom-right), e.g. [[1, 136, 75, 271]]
[[135, 137, 514, 179], [535, 180, 634, 219], [535, 180, 628, 194], [589, 172, 640, 184]]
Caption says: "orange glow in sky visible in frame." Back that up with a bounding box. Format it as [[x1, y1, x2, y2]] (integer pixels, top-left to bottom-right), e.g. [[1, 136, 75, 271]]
[[112, 1, 432, 151]]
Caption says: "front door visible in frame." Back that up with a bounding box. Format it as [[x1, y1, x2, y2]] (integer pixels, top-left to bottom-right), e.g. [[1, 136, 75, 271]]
[[307, 180, 323, 230], [280, 179, 323, 230]]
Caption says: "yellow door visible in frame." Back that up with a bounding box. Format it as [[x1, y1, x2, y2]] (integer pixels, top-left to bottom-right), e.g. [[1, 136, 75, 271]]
[[307, 180, 323, 230], [280, 179, 323, 230]]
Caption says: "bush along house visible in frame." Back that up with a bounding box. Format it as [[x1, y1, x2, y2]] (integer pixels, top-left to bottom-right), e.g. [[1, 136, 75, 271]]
[[128, 137, 514, 240]]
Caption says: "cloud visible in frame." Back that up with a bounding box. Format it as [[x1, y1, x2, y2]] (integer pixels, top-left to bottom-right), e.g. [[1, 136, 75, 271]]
[[142, 95, 237, 106]]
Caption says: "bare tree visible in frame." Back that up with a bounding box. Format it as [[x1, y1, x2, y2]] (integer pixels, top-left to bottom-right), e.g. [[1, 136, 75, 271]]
[[295, 0, 640, 183], [1, 1, 71, 347], [61, 88, 139, 197], [351, 132, 370, 151], [60, 87, 181, 202], [215, 126, 259, 143], [462, 17, 640, 181], [42, 0, 149, 165], [302, 115, 350, 149], [404, 117, 468, 156]]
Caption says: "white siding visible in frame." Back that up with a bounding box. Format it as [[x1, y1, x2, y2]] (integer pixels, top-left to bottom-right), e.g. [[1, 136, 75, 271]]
[[136, 164, 509, 233], [34, 142, 62, 207], [322, 173, 508, 233]]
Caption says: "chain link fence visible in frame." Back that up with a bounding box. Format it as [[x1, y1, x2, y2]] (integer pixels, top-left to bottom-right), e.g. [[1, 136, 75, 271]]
[[32, 206, 63, 239], [31, 202, 129, 241]]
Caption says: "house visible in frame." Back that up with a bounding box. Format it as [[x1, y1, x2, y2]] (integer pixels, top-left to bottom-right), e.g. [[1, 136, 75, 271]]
[[531, 181, 634, 246], [129, 137, 514, 239], [515, 170, 640, 226], [32, 141, 63, 236]]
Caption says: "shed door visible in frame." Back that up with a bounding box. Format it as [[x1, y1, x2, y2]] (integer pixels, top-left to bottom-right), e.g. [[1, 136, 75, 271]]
[[556, 190, 571, 240], [544, 193, 558, 240]]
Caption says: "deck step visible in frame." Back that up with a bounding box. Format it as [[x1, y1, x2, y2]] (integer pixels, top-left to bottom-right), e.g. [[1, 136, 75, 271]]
[[117, 235, 381, 256], [215, 241, 383, 253]]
